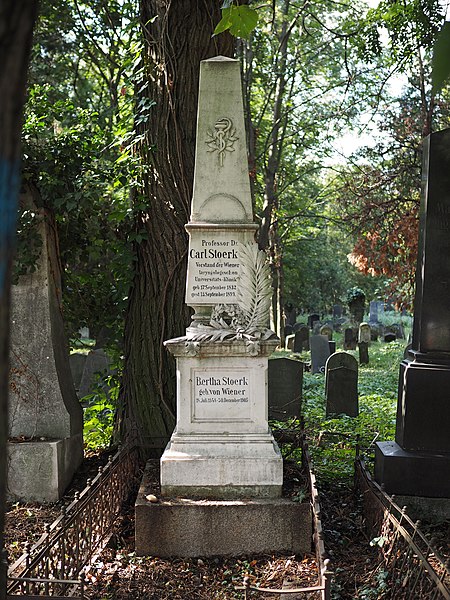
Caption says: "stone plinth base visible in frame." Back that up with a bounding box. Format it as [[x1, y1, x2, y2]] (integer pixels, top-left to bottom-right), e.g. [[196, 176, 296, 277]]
[[396, 356, 450, 453], [161, 433, 282, 499], [7, 434, 83, 503], [374, 441, 450, 498], [135, 462, 312, 557], [394, 495, 450, 523]]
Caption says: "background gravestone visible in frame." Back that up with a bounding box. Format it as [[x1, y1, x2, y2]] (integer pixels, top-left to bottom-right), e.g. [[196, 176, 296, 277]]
[[78, 348, 113, 399], [69, 353, 88, 395], [310, 335, 331, 374], [343, 327, 357, 350], [325, 352, 358, 417], [332, 304, 342, 319], [320, 324, 333, 340], [8, 201, 83, 502], [307, 313, 320, 329], [293, 325, 309, 352], [268, 358, 303, 420]]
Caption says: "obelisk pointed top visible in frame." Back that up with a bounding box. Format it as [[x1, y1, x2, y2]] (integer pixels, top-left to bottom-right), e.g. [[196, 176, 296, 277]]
[[202, 55, 237, 63], [190, 56, 253, 223]]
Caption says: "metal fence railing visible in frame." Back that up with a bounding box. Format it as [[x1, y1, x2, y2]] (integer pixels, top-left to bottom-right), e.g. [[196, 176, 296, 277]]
[[235, 431, 331, 599], [355, 452, 450, 600], [7, 445, 141, 599]]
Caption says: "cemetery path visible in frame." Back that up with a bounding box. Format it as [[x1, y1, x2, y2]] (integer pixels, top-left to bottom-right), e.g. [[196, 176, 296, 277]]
[[5, 450, 450, 598]]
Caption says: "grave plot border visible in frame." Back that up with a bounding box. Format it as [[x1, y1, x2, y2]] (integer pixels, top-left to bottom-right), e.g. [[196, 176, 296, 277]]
[[6, 445, 141, 599], [235, 432, 331, 599], [355, 451, 450, 600]]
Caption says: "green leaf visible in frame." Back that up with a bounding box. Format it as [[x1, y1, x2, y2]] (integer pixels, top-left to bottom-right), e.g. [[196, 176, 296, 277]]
[[214, 5, 258, 39], [432, 21, 450, 93], [229, 6, 258, 38]]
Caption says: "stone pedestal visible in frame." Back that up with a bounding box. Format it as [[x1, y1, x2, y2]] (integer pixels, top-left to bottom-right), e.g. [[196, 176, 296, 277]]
[[160, 338, 283, 499], [136, 462, 311, 558], [8, 198, 83, 502], [7, 435, 83, 503]]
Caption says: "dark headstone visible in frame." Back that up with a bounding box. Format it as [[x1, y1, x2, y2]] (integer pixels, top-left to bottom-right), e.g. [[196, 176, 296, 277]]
[[284, 304, 297, 327], [375, 128, 450, 497], [332, 304, 343, 319], [268, 358, 303, 420], [358, 342, 369, 365], [325, 352, 358, 417], [387, 323, 405, 340], [293, 322, 303, 332], [293, 325, 309, 352], [284, 324, 294, 337], [384, 332, 396, 343], [310, 335, 331, 374], [307, 313, 320, 329], [328, 340, 336, 354], [343, 328, 357, 350]]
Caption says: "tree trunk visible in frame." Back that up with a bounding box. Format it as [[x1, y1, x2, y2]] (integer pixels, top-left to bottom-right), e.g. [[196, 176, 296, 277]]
[[0, 2, 38, 594], [117, 0, 233, 453]]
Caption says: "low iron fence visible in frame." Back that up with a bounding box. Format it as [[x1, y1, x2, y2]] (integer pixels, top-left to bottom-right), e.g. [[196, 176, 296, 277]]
[[235, 431, 331, 599], [7, 445, 141, 598], [355, 452, 450, 600]]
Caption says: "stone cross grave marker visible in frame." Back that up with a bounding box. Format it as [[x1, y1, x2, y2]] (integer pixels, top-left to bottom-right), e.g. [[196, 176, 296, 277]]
[[268, 358, 303, 420], [325, 352, 358, 417]]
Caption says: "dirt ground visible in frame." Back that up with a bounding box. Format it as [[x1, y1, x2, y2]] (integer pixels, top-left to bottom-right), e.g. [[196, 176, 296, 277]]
[[5, 451, 450, 599]]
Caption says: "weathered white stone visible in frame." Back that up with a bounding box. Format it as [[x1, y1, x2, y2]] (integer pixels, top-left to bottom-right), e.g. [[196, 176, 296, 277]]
[[161, 339, 282, 498], [8, 196, 83, 501], [190, 56, 252, 223]]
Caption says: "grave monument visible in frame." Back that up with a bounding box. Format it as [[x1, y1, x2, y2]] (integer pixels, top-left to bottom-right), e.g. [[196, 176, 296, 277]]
[[325, 352, 358, 418], [135, 57, 311, 556], [375, 129, 450, 500], [8, 198, 83, 502]]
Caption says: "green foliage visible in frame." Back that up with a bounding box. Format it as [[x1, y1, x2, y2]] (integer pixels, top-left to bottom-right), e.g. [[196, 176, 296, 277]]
[[301, 338, 403, 482], [18, 0, 144, 343], [214, 3, 258, 38], [82, 369, 121, 450]]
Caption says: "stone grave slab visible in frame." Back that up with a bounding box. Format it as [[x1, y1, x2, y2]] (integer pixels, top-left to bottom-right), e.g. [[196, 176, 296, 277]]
[[268, 358, 303, 420], [325, 352, 358, 417], [310, 335, 330, 374], [293, 325, 309, 352]]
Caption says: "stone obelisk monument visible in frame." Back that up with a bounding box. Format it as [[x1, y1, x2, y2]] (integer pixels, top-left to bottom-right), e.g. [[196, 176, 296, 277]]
[[375, 129, 450, 504], [161, 56, 283, 499], [135, 57, 311, 557]]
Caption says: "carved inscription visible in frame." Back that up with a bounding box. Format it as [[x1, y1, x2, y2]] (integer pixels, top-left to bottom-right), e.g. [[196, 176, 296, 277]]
[[186, 234, 241, 303], [193, 369, 251, 422]]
